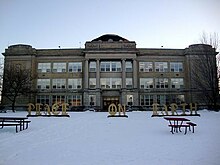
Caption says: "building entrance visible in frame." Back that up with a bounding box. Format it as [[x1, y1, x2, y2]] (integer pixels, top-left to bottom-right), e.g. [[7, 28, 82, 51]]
[[103, 97, 119, 111]]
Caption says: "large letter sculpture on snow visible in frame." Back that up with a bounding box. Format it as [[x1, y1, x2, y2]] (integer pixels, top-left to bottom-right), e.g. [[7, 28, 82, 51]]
[[152, 103, 200, 117], [27, 102, 69, 117], [107, 103, 128, 118]]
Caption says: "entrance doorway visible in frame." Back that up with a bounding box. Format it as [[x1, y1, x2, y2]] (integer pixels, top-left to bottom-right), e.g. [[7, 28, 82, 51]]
[[103, 97, 119, 111]]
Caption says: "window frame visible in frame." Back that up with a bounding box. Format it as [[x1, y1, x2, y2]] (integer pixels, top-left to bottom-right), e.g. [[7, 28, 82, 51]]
[[155, 62, 168, 72], [37, 79, 50, 89], [140, 95, 154, 106], [100, 61, 121, 72], [125, 61, 133, 72], [89, 61, 96, 72], [171, 78, 184, 89], [52, 63, 66, 73], [67, 95, 82, 106], [140, 78, 154, 89], [37, 63, 51, 73], [126, 78, 133, 88], [170, 62, 183, 72], [139, 62, 153, 72], [89, 78, 96, 89], [52, 79, 66, 89], [155, 78, 169, 89], [100, 78, 122, 89], [68, 78, 82, 89], [68, 62, 82, 72]]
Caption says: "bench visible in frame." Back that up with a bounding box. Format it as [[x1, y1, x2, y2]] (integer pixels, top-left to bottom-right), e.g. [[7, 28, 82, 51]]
[[0, 123, 21, 133], [168, 124, 190, 134], [0, 117, 31, 133], [0, 120, 31, 132], [0, 110, 7, 113], [22, 120, 31, 129], [186, 122, 197, 133]]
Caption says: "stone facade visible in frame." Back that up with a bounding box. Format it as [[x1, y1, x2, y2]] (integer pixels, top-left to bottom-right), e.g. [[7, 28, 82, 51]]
[[2, 34, 218, 111]]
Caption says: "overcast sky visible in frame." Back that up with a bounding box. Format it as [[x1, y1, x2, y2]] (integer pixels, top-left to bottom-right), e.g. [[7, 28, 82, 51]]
[[0, 0, 219, 57]]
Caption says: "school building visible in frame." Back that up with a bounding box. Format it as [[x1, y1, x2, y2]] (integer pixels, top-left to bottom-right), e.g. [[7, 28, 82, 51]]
[[2, 34, 218, 111]]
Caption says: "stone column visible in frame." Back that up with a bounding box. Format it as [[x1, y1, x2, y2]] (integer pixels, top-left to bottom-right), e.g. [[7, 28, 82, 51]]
[[96, 59, 101, 108], [96, 59, 100, 89], [133, 59, 138, 89], [121, 59, 126, 105], [122, 59, 126, 89], [84, 59, 89, 89], [83, 59, 89, 109]]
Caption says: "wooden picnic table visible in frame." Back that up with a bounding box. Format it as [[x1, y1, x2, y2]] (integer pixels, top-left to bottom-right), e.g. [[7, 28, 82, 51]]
[[164, 117, 191, 134], [0, 116, 31, 133]]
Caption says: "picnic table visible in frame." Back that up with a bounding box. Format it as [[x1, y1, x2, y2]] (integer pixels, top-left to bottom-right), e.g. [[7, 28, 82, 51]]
[[164, 117, 196, 134], [0, 117, 31, 133]]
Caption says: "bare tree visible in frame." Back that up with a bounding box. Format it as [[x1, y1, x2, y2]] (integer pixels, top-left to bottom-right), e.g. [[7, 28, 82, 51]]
[[200, 32, 220, 77], [217, 55, 220, 89], [200, 32, 219, 50], [0, 58, 4, 104], [193, 32, 220, 111], [2, 64, 35, 112]]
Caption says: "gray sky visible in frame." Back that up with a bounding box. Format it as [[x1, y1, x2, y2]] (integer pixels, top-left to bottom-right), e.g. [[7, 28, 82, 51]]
[[0, 0, 219, 57]]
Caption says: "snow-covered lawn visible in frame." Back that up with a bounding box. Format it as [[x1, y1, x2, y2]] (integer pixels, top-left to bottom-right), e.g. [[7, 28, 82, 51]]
[[0, 110, 220, 165]]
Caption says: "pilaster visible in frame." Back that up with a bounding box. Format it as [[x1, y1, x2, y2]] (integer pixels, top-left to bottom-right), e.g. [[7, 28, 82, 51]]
[[96, 59, 100, 89], [122, 59, 126, 89], [133, 59, 138, 88]]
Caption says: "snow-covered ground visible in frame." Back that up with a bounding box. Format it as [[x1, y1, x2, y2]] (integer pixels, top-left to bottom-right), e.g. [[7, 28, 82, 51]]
[[0, 110, 220, 165]]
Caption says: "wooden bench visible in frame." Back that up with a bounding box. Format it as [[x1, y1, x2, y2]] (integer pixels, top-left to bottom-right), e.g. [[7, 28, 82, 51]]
[[186, 122, 197, 133]]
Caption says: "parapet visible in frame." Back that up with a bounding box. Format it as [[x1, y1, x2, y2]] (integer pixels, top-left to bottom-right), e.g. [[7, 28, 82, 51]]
[[3, 44, 36, 56], [185, 44, 217, 55]]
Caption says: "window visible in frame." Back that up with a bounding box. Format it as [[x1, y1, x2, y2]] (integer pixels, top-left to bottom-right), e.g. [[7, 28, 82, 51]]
[[89, 61, 96, 72], [155, 62, 168, 72], [140, 78, 154, 89], [111, 62, 118, 71], [68, 62, 82, 72], [127, 95, 133, 106], [67, 95, 82, 106], [140, 95, 153, 106], [89, 95, 96, 106], [37, 79, 50, 89], [89, 78, 96, 89], [101, 62, 110, 72], [126, 78, 133, 88], [53, 63, 66, 72], [38, 63, 51, 73], [139, 62, 153, 72], [52, 79, 66, 89], [68, 79, 82, 89], [101, 78, 110, 88], [100, 61, 121, 72], [125, 61, 132, 72], [100, 78, 122, 89], [171, 78, 184, 89], [112, 78, 121, 88], [170, 62, 183, 72], [170, 95, 185, 104], [157, 95, 168, 105], [52, 95, 65, 104], [36, 95, 50, 105], [155, 78, 169, 88]]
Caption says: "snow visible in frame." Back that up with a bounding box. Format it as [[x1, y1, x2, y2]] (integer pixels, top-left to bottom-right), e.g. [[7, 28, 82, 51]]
[[0, 110, 220, 165]]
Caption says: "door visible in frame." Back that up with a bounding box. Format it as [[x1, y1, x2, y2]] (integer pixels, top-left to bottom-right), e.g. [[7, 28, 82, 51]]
[[103, 97, 119, 111]]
